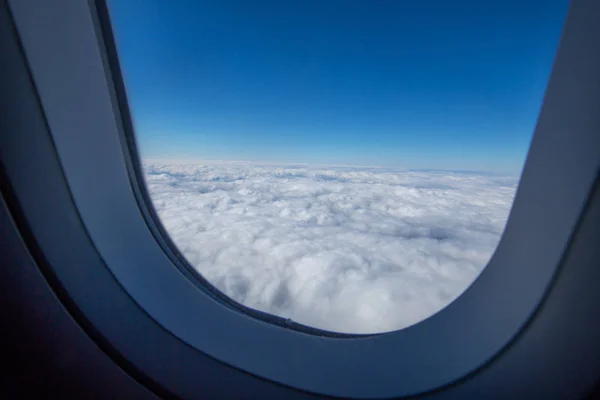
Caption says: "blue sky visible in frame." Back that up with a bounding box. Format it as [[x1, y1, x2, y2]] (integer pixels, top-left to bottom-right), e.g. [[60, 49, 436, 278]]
[[109, 0, 568, 173]]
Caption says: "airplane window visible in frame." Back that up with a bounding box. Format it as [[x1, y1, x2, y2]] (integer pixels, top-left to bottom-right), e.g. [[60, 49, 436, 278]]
[[107, 0, 568, 334]]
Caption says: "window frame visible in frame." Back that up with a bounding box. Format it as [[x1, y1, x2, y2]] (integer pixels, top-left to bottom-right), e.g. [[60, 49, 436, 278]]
[[2, 0, 600, 398]]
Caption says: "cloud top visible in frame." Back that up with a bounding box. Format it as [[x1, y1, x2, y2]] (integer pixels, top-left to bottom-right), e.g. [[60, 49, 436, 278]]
[[143, 163, 518, 333]]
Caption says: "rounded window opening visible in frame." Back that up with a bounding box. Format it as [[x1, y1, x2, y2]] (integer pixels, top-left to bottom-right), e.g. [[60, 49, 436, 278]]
[[108, 0, 568, 333]]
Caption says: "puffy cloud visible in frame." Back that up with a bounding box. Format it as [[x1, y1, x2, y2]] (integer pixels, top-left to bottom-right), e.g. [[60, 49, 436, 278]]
[[143, 162, 518, 333]]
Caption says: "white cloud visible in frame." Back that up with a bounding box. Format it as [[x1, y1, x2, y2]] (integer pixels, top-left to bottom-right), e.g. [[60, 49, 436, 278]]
[[143, 162, 518, 334]]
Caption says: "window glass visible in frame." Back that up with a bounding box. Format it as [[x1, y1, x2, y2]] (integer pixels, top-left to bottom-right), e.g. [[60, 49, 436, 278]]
[[108, 0, 568, 333]]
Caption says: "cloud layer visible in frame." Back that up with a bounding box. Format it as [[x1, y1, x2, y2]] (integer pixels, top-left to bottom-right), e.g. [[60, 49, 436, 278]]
[[143, 163, 518, 333]]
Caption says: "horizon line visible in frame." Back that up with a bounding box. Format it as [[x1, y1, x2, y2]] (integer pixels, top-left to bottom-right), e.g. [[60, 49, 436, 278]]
[[141, 157, 521, 175]]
